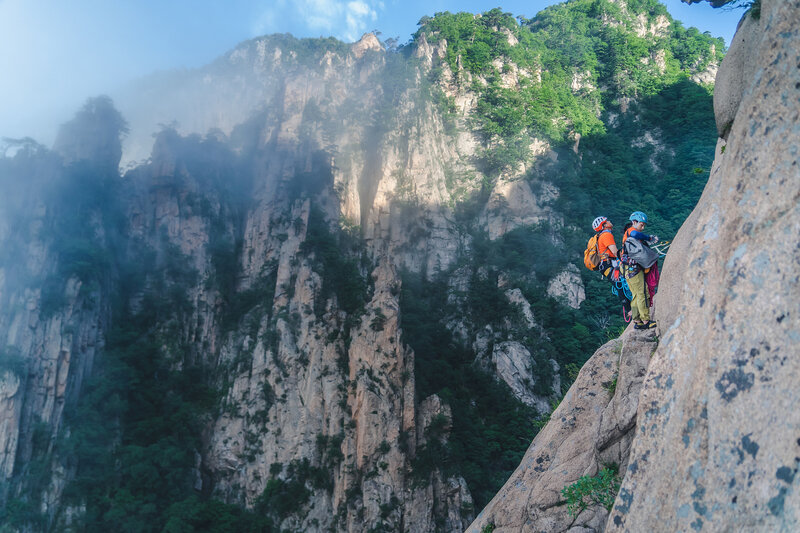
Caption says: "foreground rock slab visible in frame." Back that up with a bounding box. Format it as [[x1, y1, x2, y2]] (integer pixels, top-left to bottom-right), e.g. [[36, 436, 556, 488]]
[[468, 326, 655, 532]]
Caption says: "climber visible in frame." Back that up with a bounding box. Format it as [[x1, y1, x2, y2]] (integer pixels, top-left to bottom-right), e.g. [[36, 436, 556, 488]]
[[591, 216, 632, 319], [621, 211, 660, 330]]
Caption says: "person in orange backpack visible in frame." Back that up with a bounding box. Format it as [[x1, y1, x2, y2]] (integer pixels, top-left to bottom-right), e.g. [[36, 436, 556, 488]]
[[592, 216, 631, 319], [621, 211, 659, 330]]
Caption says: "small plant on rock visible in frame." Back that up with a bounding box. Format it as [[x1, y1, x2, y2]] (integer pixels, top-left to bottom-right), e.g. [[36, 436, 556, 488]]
[[561, 464, 621, 516], [605, 374, 618, 397]]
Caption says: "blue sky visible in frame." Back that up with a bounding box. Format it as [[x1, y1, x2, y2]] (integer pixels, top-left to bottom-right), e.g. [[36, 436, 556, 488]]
[[0, 0, 745, 144]]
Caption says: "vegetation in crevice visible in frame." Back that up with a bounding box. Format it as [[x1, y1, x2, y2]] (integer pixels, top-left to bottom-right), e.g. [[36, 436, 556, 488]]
[[301, 206, 371, 317], [59, 241, 216, 531], [401, 270, 539, 507], [561, 464, 622, 515]]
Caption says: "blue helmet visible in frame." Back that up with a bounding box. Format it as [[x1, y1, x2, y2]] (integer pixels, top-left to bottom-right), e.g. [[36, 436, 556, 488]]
[[629, 211, 648, 223]]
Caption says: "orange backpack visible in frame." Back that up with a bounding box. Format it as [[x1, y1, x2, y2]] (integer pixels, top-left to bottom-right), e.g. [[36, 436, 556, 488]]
[[584, 233, 602, 271]]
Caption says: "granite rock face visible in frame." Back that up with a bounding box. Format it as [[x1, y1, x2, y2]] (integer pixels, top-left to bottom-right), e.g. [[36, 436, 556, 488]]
[[712, 11, 760, 139], [467, 326, 654, 532], [608, 0, 800, 530], [547, 264, 586, 310]]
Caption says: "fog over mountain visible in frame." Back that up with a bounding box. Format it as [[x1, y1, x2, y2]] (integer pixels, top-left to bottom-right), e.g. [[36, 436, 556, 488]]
[[0, 0, 741, 146]]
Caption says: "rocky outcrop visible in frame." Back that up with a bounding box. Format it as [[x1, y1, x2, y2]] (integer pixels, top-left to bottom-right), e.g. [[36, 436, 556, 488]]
[[712, 12, 760, 139], [351, 33, 383, 58], [547, 264, 586, 310], [468, 326, 655, 532], [482, 178, 558, 240], [608, 0, 800, 530], [491, 341, 552, 413]]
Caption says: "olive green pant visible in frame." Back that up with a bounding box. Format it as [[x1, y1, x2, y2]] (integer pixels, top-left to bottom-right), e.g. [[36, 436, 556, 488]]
[[627, 270, 650, 322]]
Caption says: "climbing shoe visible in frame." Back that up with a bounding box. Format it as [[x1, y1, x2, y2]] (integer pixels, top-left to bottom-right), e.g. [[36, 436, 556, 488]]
[[634, 320, 657, 330]]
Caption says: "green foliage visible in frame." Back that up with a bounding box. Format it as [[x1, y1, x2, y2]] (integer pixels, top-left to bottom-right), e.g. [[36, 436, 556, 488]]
[[605, 374, 618, 396], [316, 432, 345, 469], [550, 78, 717, 242], [416, 1, 721, 182], [565, 362, 581, 383], [0, 497, 47, 531], [219, 266, 279, 333], [59, 240, 223, 532], [401, 271, 539, 506], [225, 34, 350, 73], [301, 207, 369, 316], [0, 346, 26, 377], [370, 308, 387, 331], [561, 465, 622, 516], [253, 457, 338, 523], [162, 496, 274, 532], [285, 151, 335, 203], [417, 10, 517, 75], [255, 477, 310, 520]]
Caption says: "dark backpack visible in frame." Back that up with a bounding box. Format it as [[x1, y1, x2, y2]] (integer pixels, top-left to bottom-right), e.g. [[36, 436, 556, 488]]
[[624, 237, 659, 268]]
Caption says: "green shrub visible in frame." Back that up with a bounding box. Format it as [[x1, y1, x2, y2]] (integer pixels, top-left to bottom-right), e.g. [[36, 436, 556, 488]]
[[605, 374, 618, 397], [301, 207, 369, 316], [0, 346, 26, 377], [561, 465, 621, 516]]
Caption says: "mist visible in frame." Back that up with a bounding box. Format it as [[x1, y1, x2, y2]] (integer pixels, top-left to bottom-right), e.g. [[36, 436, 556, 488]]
[[0, 0, 742, 153]]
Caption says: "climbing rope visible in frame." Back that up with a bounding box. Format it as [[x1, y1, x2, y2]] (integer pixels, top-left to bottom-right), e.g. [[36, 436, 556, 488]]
[[651, 240, 672, 256], [610, 275, 632, 322], [610, 276, 633, 301]]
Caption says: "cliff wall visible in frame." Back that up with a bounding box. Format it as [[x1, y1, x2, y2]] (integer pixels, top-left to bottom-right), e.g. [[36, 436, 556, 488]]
[[608, 0, 800, 529], [470, 0, 800, 530]]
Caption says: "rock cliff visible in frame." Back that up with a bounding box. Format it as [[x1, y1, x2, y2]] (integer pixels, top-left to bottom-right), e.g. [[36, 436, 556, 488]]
[[469, 0, 800, 531], [608, 0, 800, 530], [468, 326, 656, 532]]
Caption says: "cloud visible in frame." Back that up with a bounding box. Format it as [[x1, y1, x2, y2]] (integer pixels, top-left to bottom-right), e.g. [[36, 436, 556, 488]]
[[344, 0, 377, 41], [252, 0, 381, 42]]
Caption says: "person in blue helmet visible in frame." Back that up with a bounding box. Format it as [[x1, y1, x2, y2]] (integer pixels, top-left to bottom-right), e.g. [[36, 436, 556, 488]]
[[622, 211, 659, 330]]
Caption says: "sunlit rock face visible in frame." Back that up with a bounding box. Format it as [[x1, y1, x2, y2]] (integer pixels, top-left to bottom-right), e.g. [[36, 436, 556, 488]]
[[609, 1, 800, 530], [468, 326, 654, 532], [547, 264, 586, 310]]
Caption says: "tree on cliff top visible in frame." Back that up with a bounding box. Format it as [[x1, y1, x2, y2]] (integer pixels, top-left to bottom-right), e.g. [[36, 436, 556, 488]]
[[52, 95, 128, 173]]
